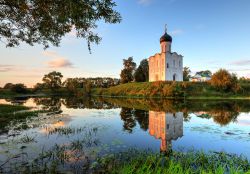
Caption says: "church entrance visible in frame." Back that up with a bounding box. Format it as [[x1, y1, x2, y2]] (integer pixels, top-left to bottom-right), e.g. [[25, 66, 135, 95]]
[[173, 74, 176, 81]]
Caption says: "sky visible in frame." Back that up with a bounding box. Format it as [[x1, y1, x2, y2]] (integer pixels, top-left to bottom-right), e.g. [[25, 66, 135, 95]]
[[1, 0, 250, 87]]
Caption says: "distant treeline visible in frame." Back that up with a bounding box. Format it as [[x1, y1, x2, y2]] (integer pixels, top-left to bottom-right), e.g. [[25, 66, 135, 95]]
[[0, 71, 120, 96]]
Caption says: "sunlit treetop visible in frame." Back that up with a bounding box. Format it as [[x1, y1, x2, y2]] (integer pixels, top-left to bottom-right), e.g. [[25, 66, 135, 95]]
[[0, 0, 122, 52]]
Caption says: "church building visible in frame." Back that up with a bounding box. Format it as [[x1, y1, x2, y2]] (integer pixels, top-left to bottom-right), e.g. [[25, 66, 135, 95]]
[[148, 26, 183, 82]]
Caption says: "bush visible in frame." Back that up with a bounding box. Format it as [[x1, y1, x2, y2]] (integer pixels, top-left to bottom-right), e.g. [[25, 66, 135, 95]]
[[210, 69, 240, 93]]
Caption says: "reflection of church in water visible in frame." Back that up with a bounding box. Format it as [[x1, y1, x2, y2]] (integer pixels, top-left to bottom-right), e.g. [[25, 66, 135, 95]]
[[149, 111, 183, 152]]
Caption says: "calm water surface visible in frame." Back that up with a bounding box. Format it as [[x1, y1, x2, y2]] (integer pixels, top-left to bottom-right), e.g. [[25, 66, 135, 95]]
[[0, 97, 250, 172]]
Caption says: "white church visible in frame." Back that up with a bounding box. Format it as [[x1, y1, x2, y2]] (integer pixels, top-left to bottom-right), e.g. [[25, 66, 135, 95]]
[[148, 26, 183, 82]]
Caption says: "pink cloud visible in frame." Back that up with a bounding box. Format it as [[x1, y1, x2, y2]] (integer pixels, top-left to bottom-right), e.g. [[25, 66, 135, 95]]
[[42, 51, 74, 68], [0, 65, 14, 72], [46, 58, 73, 68]]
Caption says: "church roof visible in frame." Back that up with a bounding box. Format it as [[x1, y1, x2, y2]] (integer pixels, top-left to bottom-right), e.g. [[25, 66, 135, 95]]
[[160, 32, 172, 43]]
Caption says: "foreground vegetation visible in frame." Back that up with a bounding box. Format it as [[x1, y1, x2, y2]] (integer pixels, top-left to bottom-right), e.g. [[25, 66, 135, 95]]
[[92, 81, 250, 99], [93, 150, 250, 174], [13, 148, 249, 173]]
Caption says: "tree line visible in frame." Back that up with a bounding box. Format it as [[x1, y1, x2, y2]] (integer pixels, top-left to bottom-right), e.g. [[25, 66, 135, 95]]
[[2, 71, 120, 95]]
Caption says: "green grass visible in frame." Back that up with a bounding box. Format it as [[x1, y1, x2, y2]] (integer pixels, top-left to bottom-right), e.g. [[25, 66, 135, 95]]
[[92, 150, 250, 174], [92, 81, 250, 99]]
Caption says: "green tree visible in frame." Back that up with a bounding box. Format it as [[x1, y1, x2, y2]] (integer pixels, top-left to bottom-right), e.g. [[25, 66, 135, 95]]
[[120, 57, 136, 84], [134, 59, 149, 82], [11, 83, 28, 93], [42, 71, 63, 90], [0, 0, 121, 51], [183, 67, 191, 81], [63, 78, 82, 93], [33, 83, 46, 92]]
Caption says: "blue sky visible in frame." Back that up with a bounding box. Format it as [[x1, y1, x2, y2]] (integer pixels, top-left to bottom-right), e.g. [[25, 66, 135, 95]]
[[1, 0, 250, 87]]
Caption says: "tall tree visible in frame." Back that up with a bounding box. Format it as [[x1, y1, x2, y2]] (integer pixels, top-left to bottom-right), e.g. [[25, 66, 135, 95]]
[[183, 67, 191, 81], [120, 57, 136, 84], [0, 0, 121, 51], [42, 71, 63, 90], [134, 59, 149, 82]]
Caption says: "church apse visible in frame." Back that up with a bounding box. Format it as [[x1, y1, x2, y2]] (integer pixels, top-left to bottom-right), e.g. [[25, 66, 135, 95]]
[[149, 111, 183, 152]]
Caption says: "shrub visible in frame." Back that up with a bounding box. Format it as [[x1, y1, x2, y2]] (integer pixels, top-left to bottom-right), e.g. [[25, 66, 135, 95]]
[[210, 69, 239, 93]]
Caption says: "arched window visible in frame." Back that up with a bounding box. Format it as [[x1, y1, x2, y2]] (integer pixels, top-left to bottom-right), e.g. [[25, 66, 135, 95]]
[[173, 60, 175, 67], [179, 60, 181, 67], [167, 63, 169, 68]]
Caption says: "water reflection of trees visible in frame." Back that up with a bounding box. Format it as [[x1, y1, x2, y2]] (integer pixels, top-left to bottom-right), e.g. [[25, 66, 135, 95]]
[[205, 102, 240, 126], [97, 98, 250, 126], [6, 96, 250, 127], [5, 97, 29, 105], [32, 97, 117, 112], [62, 97, 116, 110], [120, 108, 149, 133], [33, 97, 62, 113]]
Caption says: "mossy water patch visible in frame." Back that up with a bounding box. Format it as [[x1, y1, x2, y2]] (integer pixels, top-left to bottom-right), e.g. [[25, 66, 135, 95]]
[[0, 104, 45, 132]]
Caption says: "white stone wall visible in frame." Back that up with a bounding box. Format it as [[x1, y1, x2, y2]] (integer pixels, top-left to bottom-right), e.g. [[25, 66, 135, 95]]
[[149, 53, 166, 82], [165, 52, 183, 81]]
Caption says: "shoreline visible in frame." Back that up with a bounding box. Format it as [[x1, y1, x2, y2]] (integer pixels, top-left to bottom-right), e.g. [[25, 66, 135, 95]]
[[91, 94, 250, 100], [91, 81, 250, 100]]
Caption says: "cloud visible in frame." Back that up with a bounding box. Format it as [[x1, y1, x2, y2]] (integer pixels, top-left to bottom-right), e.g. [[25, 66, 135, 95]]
[[0, 65, 14, 72], [46, 58, 73, 68], [230, 59, 250, 66], [42, 51, 74, 68], [169, 29, 184, 36]]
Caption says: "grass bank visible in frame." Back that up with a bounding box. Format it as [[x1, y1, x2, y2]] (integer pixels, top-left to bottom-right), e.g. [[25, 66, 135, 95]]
[[92, 82, 250, 99]]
